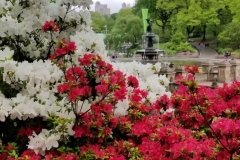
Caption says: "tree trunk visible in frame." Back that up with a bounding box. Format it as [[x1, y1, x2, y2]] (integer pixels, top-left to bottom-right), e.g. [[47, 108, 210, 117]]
[[162, 26, 165, 35], [186, 26, 195, 40], [202, 24, 207, 42]]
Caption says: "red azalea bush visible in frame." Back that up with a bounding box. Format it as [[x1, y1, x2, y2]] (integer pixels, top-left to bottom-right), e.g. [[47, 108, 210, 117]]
[[1, 21, 240, 160]]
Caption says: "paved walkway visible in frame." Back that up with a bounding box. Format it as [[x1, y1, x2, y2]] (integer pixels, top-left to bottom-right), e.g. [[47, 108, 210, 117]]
[[191, 42, 218, 59]]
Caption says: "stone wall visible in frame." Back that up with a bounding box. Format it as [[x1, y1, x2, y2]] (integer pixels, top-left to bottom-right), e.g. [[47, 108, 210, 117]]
[[159, 59, 240, 92]]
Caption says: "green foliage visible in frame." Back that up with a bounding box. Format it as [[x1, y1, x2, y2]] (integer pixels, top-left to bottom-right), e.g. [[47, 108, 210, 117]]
[[90, 11, 107, 33], [153, 23, 171, 43], [160, 32, 194, 55], [176, 42, 195, 52], [233, 49, 240, 53], [161, 42, 178, 55], [161, 41, 194, 55], [129, 45, 141, 55], [133, 0, 157, 17], [107, 9, 143, 49], [218, 22, 240, 49], [98, 0, 240, 53], [170, 32, 186, 44], [155, 0, 177, 35], [217, 48, 233, 55], [228, 0, 240, 22]]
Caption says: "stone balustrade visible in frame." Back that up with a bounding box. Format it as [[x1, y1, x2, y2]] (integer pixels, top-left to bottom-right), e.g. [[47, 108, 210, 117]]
[[159, 59, 240, 92]]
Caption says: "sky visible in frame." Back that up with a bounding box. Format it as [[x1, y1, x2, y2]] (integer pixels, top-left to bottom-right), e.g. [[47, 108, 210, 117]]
[[91, 0, 135, 14]]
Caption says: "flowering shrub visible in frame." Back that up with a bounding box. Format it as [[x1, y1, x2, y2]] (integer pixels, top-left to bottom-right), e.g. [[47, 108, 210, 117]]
[[2, 36, 240, 159], [0, 0, 170, 159], [1, 1, 240, 160]]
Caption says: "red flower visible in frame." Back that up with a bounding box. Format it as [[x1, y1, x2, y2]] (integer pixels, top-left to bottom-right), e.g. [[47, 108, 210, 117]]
[[55, 48, 68, 56], [113, 87, 127, 101], [127, 75, 139, 88], [68, 86, 91, 101], [74, 125, 88, 138], [95, 83, 109, 95], [103, 127, 112, 135], [4, 144, 14, 151], [110, 117, 118, 128], [21, 150, 41, 160], [102, 103, 113, 113], [185, 65, 199, 74], [48, 53, 57, 60], [42, 21, 58, 32], [78, 54, 96, 66], [66, 41, 77, 52], [57, 83, 70, 93], [0, 153, 8, 160]]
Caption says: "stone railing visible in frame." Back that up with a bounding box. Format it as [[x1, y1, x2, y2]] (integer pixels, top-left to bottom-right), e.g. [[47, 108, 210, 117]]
[[159, 59, 240, 92]]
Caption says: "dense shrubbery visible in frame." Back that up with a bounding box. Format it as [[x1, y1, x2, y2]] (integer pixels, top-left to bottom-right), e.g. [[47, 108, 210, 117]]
[[161, 42, 195, 55], [161, 32, 195, 55], [217, 48, 233, 55]]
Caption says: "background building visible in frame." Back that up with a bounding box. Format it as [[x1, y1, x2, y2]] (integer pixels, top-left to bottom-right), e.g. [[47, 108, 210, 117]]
[[95, 1, 110, 16], [122, 2, 131, 9]]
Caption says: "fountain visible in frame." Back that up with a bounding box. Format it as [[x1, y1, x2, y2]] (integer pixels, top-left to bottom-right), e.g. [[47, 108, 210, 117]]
[[135, 19, 165, 61]]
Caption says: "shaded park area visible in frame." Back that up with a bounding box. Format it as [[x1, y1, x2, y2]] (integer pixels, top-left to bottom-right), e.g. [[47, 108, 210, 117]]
[[91, 0, 240, 59]]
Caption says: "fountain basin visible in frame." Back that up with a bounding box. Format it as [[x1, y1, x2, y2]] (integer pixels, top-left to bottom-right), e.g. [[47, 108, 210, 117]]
[[135, 49, 165, 60]]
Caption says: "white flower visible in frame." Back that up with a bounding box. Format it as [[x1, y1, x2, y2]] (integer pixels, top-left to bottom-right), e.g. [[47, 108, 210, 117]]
[[28, 131, 46, 155], [28, 129, 61, 155], [166, 107, 175, 113], [45, 134, 60, 150], [0, 47, 14, 61], [154, 62, 162, 73], [78, 100, 91, 113], [0, 1, 4, 13], [114, 99, 129, 116], [147, 92, 158, 103], [0, 98, 12, 122]]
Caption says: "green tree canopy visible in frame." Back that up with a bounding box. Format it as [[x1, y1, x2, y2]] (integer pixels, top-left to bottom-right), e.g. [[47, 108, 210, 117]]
[[133, 0, 158, 17], [107, 9, 143, 49], [156, 0, 181, 35], [90, 11, 107, 33], [218, 22, 240, 49]]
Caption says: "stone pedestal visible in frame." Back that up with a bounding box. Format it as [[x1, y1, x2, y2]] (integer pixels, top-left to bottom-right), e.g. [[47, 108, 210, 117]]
[[230, 59, 240, 81], [201, 61, 214, 81], [158, 66, 176, 82], [217, 62, 232, 83], [175, 65, 187, 77]]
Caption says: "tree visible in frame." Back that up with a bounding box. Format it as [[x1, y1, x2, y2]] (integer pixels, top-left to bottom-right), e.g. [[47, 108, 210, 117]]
[[104, 15, 116, 34], [207, 4, 234, 39], [171, 0, 221, 41], [156, 0, 180, 35], [228, 0, 240, 22], [133, 0, 158, 18], [218, 22, 240, 49], [90, 11, 107, 33], [108, 9, 143, 49], [197, 0, 221, 41], [174, 0, 201, 39]]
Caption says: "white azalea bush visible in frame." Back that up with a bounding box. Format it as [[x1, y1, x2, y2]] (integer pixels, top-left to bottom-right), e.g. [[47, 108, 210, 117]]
[[0, 0, 170, 159]]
